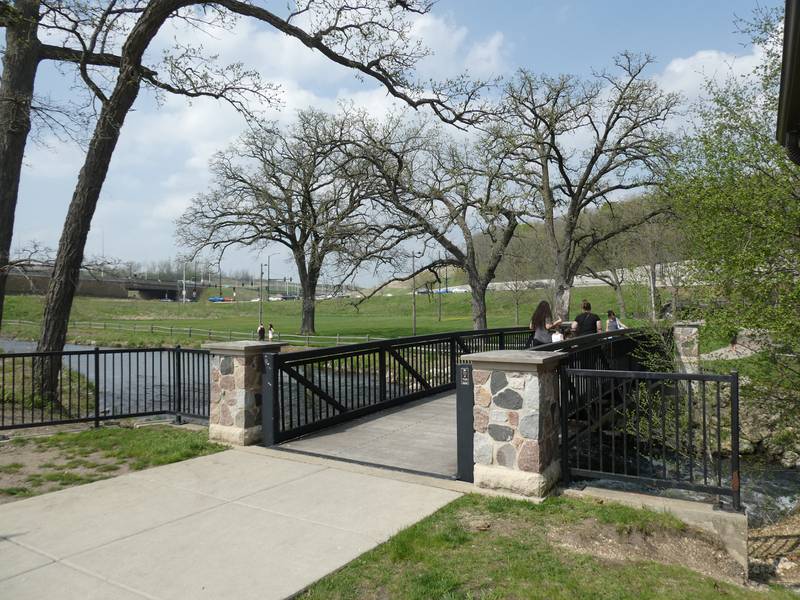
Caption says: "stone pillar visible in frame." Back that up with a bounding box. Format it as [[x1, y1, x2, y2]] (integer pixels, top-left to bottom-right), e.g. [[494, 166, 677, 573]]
[[673, 321, 701, 373], [463, 350, 562, 498], [202, 341, 287, 445]]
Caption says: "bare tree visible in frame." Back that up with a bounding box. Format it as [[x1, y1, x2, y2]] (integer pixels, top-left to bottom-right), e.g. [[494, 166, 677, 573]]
[[501, 249, 536, 326], [30, 0, 486, 355], [501, 53, 679, 319], [178, 109, 385, 335], [357, 117, 532, 329], [0, 0, 151, 330]]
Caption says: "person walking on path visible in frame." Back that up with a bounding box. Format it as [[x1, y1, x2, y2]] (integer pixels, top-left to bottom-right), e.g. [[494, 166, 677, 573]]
[[605, 310, 626, 332], [572, 300, 602, 336], [528, 301, 562, 347], [268, 323, 274, 341], [257, 323, 266, 341]]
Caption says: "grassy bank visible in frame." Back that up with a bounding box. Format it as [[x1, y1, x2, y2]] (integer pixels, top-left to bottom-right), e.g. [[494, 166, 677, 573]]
[[1, 285, 655, 348], [303, 494, 791, 600], [0, 424, 226, 500]]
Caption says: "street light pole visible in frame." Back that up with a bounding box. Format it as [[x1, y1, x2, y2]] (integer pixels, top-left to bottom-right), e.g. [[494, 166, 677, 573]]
[[437, 253, 442, 322], [412, 253, 417, 336], [259, 263, 264, 323], [267, 255, 271, 308]]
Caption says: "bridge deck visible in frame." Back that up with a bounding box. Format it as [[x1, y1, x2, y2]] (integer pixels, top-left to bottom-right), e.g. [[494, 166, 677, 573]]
[[277, 392, 456, 478]]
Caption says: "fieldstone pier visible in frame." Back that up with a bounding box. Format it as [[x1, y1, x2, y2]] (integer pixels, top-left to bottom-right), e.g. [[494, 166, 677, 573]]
[[462, 350, 562, 498], [202, 341, 286, 445]]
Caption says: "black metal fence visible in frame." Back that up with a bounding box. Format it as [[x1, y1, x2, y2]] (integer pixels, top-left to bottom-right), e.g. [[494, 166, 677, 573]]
[[560, 367, 741, 510], [263, 327, 536, 443], [262, 327, 646, 444], [0, 346, 209, 430]]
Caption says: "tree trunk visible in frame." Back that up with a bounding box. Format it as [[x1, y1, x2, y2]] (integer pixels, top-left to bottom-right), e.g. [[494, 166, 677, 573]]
[[553, 277, 572, 321], [38, 92, 141, 352], [300, 284, 317, 335], [609, 269, 627, 319], [614, 284, 627, 320], [36, 0, 183, 355], [647, 263, 660, 321], [514, 296, 519, 326], [0, 0, 41, 331], [468, 278, 488, 330]]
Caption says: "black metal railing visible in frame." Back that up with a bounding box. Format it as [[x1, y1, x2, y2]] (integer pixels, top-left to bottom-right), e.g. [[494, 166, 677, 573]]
[[0, 346, 209, 430], [559, 368, 741, 510], [262, 327, 643, 444]]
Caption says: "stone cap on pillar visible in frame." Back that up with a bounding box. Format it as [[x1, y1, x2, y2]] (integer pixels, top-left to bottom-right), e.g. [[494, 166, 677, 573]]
[[201, 340, 288, 356], [461, 350, 563, 373]]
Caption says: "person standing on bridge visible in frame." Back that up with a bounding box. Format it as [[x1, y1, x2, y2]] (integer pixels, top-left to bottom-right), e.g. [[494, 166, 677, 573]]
[[528, 301, 562, 347], [572, 300, 602, 336], [257, 322, 266, 341], [605, 310, 626, 332]]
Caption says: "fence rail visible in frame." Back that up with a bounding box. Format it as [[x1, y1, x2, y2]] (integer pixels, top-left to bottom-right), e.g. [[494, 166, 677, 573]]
[[560, 367, 741, 510], [0, 346, 208, 430], [2, 319, 383, 348], [261, 327, 641, 443], [264, 327, 534, 443]]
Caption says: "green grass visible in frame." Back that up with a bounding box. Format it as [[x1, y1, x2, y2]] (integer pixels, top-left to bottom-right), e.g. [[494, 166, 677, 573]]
[[302, 494, 791, 600], [32, 425, 226, 470], [0, 486, 33, 497], [1, 285, 656, 348], [0, 425, 227, 500]]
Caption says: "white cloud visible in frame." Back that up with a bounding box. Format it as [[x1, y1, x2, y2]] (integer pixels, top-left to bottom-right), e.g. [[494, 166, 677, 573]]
[[654, 46, 763, 104], [466, 32, 508, 79]]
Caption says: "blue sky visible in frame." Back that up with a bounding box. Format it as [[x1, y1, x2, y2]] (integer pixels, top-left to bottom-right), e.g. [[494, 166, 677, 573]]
[[12, 0, 779, 283]]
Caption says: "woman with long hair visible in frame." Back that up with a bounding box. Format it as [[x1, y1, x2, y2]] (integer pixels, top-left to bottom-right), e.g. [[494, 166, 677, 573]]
[[528, 300, 562, 347], [605, 310, 625, 332]]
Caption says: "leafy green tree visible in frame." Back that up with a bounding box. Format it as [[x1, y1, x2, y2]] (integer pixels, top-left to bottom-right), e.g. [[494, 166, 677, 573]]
[[670, 6, 800, 444]]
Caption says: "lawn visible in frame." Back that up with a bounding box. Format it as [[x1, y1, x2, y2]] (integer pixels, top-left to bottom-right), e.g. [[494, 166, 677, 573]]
[[1, 284, 656, 348], [0, 424, 226, 501], [302, 494, 792, 600]]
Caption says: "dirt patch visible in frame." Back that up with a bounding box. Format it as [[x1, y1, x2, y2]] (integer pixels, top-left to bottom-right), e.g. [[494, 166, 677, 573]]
[[0, 437, 131, 503], [547, 518, 747, 585]]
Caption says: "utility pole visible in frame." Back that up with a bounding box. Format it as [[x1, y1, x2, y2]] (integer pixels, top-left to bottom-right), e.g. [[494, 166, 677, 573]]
[[182, 262, 186, 304], [412, 253, 417, 336]]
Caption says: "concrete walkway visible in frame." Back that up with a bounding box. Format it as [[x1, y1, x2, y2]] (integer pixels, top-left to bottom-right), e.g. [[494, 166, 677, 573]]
[[280, 392, 457, 477], [0, 447, 463, 600]]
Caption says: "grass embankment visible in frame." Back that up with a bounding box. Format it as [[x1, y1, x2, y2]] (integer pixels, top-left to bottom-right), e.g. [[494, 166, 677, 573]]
[[304, 494, 790, 600], [0, 425, 225, 500], [1, 285, 655, 348]]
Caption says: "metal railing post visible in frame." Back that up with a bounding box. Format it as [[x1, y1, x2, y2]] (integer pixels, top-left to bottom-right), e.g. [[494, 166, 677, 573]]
[[730, 370, 741, 511], [455, 363, 474, 483], [262, 353, 279, 445], [449, 335, 457, 385], [559, 367, 570, 485], [174, 345, 183, 424], [93, 347, 101, 428], [379, 344, 387, 403]]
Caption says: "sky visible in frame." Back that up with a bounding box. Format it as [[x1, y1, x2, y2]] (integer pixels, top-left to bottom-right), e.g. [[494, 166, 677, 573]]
[[11, 0, 779, 284]]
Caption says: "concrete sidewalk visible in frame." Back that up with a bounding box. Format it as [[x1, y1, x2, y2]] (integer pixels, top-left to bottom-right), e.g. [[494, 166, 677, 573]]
[[0, 447, 462, 600]]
